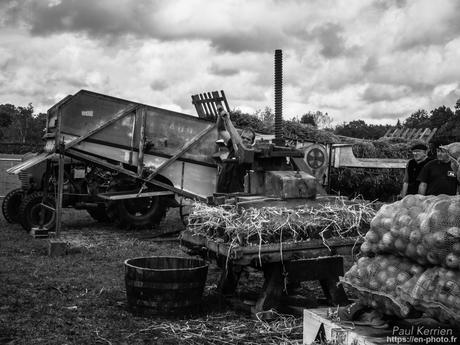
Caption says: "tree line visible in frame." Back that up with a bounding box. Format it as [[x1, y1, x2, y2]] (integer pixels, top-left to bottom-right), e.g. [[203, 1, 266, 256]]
[[0, 103, 46, 144], [1, 98, 460, 146]]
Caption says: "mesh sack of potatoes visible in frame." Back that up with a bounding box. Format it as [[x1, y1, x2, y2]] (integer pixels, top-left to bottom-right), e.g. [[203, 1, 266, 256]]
[[398, 267, 460, 326], [341, 255, 423, 318], [361, 194, 460, 269], [440, 142, 460, 160]]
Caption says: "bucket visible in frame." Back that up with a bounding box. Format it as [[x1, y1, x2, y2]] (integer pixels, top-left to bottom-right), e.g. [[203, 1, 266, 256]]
[[124, 256, 208, 315]]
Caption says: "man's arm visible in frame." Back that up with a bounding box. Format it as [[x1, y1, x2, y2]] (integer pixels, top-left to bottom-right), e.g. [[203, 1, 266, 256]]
[[417, 163, 430, 196], [399, 163, 410, 198], [418, 182, 427, 195], [216, 111, 231, 144], [217, 106, 243, 153], [400, 182, 409, 198]]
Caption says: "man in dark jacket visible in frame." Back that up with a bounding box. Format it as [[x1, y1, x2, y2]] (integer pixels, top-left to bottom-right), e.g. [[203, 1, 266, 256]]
[[399, 143, 432, 197], [418, 146, 460, 195], [215, 106, 255, 193]]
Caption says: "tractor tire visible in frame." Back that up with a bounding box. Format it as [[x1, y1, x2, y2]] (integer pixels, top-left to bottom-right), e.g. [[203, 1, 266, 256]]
[[87, 204, 110, 222], [19, 191, 56, 232], [2, 188, 25, 224], [105, 191, 167, 230]]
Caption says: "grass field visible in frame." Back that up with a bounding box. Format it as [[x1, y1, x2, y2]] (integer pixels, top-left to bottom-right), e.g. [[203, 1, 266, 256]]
[[0, 208, 305, 345]]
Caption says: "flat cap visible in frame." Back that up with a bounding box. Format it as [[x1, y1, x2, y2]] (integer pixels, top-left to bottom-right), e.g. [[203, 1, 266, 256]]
[[411, 143, 428, 151]]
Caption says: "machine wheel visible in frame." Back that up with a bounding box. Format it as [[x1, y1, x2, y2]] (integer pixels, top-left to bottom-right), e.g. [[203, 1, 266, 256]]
[[87, 204, 110, 222], [105, 186, 168, 230], [2, 188, 25, 224], [19, 191, 56, 232]]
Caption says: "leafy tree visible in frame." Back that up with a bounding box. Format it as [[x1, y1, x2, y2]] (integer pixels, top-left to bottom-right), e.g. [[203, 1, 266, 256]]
[[428, 106, 454, 129], [334, 120, 390, 139], [403, 109, 429, 128], [300, 111, 332, 129], [254, 106, 274, 126], [0, 103, 46, 144], [0, 104, 14, 127], [300, 113, 317, 127]]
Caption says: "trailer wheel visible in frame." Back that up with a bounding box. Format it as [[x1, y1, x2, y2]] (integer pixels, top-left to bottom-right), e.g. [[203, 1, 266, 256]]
[[87, 204, 110, 222], [19, 191, 56, 232], [112, 195, 167, 229], [105, 191, 167, 229], [2, 188, 25, 224]]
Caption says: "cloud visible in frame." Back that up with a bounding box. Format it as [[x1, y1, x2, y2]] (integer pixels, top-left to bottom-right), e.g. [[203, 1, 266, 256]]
[[362, 84, 412, 102], [1, 0, 460, 127], [310, 23, 348, 58]]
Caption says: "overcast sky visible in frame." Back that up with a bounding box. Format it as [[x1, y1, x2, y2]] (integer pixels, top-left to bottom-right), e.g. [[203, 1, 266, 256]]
[[1, 0, 460, 125]]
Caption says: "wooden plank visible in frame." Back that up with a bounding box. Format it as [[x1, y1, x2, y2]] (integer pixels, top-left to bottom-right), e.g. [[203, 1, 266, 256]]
[[418, 128, 429, 140], [98, 190, 174, 200], [411, 128, 423, 140], [425, 128, 437, 142], [191, 94, 206, 117], [137, 107, 146, 176], [382, 128, 392, 137], [207, 92, 218, 117], [180, 230, 361, 266], [399, 128, 409, 138]]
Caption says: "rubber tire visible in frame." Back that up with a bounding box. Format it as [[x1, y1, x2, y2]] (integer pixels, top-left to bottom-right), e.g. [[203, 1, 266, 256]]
[[106, 192, 167, 230], [2, 188, 25, 224], [87, 204, 110, 222], [19, 191, 56, 232]]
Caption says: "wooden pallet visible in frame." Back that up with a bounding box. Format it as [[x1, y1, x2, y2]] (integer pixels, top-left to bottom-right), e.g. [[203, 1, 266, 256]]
[[382, 127, 437, 142], [181, 232, 361, 315], [180, 230, 361, 266]]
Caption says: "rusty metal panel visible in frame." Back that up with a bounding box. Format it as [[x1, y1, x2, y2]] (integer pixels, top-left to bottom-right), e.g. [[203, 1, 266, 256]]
[[57, 90, 218, 167]]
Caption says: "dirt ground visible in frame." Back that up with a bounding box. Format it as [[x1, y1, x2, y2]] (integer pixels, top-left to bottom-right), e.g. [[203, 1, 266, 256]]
[[0, 207, 308, 345]]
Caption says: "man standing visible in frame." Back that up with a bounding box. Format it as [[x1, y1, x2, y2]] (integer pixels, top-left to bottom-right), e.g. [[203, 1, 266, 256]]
[[418, 146, 460, 195], [399, 143, 432, 198], [215, 106, 255, 193]]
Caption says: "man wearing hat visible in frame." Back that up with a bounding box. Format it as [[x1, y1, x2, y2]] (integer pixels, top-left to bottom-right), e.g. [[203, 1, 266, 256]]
[[418, 145, 460, 195], [399, 143, 432, 198]]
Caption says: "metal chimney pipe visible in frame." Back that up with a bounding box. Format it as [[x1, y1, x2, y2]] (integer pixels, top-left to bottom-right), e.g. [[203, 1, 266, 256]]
[[273, 49, 284, 146]]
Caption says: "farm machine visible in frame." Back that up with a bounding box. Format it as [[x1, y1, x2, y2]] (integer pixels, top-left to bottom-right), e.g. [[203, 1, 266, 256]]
[[2, 51, 320, 233]]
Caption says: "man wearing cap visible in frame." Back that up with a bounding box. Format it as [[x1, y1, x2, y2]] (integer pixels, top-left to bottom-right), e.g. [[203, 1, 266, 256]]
[[418, 146, 460, 196], [215, 106, 255, 193], [399, 143, 432, 198]]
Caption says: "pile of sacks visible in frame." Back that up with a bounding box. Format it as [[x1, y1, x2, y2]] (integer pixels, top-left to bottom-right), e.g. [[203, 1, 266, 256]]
[[341, 194, 460, 325]]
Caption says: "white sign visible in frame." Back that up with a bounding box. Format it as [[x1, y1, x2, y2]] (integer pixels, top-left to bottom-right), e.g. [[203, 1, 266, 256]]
[[81, 110, 93, 117]]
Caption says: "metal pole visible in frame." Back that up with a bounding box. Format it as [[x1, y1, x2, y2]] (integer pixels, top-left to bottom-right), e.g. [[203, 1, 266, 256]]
[[273, 49, 285, 146], [55, 140, 64, 238]]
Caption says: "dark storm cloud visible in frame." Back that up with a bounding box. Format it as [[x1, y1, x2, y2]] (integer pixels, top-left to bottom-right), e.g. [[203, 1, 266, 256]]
[[314, 23, 347, 58], [308, 23, 349, 58], [3, 1, 290, 53], [23, 0, 156, 38]]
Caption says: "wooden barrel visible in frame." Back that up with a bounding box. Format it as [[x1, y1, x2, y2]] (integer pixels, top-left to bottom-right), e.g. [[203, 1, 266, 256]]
[[124, 256, 208, 315]]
